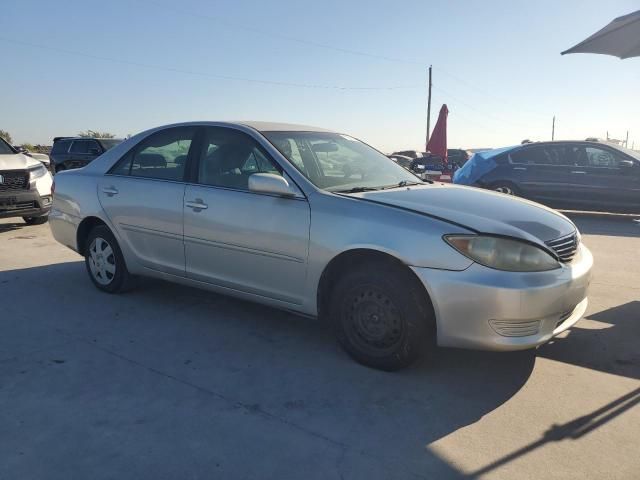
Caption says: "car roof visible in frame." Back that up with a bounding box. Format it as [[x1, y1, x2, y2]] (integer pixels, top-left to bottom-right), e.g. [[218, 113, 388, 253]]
[[236, 121, 331, 132], [518, 140, 615, 147], [53, 137, 123, 142]]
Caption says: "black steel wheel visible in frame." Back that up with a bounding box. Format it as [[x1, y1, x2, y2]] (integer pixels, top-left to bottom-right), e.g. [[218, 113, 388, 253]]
[[342, 285, 407, 358], [329, 260, 435, 371]]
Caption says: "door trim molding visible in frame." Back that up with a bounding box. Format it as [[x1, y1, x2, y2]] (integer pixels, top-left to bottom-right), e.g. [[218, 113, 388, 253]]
[[120, 223, 182, 241], [184, 235, 305, 263]]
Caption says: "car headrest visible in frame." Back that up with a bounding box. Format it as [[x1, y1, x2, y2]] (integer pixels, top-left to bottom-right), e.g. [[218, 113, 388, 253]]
[[135, 153, 166, 168]]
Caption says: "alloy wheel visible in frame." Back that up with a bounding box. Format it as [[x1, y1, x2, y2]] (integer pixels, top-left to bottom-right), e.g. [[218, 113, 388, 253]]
[[495, 185, 515, 195]]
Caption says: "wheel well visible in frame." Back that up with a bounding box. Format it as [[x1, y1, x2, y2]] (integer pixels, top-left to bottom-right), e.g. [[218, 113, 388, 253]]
[[489, 180, 518, 188], [317, 249, 434, 322], [76, 216, 108, 255]]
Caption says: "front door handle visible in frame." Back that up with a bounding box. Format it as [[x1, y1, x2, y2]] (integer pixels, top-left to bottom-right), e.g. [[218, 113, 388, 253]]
[[102, 186, 119, 196], [571, 171, 586, 174], [185, 199, 208, 211], [513, 167, 527, 171]]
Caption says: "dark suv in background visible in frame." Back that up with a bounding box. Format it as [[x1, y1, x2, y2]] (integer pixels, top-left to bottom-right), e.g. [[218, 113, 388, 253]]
[[51, 137, 122, 173], [453, 140, 640, 213]]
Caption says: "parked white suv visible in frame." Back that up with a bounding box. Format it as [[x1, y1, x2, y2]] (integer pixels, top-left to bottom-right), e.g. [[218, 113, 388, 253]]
[[0, 136, 53, 225]]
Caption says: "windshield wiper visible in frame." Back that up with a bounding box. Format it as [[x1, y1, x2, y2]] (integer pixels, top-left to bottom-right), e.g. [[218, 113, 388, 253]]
[[333, 186, 382, 193], [381, 180, 428, 190]]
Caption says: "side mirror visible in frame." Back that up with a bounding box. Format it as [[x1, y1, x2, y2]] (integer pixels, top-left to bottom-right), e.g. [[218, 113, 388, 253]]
[[248, 173, 296, 197], [619, 160, 634, 168]]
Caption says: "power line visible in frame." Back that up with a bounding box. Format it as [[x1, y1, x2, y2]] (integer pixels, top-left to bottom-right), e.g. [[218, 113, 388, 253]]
[[437, 67, 550, 118], [142, 0, 426, 66], [142, 0, 551, 121], [0, 36, 423, 91], [433, 85, 544, 131]]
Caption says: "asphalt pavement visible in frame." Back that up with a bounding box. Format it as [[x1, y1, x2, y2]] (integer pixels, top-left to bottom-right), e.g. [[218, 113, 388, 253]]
[[0, 212, 638, 479]]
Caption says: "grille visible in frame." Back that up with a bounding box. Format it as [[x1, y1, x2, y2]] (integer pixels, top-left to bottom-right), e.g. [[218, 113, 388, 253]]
[[0, 201, 36, 212], [545, 232, 579, 263], [0, 170, 29, 191]]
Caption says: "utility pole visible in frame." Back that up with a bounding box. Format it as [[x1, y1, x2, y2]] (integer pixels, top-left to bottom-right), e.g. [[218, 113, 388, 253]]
[[625, 130, 629, 148], [552, 115, 555, 140], [426, 65, 432, 149]]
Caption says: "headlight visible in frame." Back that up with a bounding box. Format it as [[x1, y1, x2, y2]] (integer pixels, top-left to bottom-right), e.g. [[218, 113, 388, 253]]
[[29, 164, 48, 181], [444, 235, 560, 272]]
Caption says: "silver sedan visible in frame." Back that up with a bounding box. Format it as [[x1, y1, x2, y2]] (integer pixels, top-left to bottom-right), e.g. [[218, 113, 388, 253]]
[[49, 122, 592, 370]]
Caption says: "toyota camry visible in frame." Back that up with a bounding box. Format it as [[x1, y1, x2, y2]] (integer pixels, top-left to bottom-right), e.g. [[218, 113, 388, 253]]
[[49, 122, 592, 370]]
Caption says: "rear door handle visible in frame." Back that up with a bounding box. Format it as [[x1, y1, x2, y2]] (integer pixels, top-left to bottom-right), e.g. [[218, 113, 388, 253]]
[[513, 167, 527, 171], [102, 186, 119, 196], [185, 199, 208, 211], [571, 171, 586, 174]]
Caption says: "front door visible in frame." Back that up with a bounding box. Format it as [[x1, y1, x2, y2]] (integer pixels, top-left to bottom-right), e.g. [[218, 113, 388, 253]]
[[98, 126, 197, 276], [573, 145, 640, 210], [183, 127, 310, 305]]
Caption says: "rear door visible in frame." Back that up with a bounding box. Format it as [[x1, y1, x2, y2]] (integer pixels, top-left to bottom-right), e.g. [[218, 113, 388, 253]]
[[508, 145, 572, 205], [98, 126, 197, 276]]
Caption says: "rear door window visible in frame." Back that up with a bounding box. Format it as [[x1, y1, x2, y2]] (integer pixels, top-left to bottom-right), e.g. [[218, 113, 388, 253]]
[[511, 146, 552, 165], [109, 127, 195, 181]]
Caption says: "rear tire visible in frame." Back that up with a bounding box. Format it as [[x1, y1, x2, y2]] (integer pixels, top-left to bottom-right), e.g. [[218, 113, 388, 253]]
[[491, 182, 519, 196], [23, 216, 48, 225], [84, 225, 132, 293], [329, 262, 435, 371]]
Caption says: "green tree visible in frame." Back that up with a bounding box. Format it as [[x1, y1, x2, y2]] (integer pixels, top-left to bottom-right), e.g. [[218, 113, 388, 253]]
[[0, 129, 13, 144], [78, 130, 116, 139]]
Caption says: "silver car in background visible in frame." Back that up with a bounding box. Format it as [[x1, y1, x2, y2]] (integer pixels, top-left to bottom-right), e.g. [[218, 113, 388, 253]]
[[50, 122, 592, 370]]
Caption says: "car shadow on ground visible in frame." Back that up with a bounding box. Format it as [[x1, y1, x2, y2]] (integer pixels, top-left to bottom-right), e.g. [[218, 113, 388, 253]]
[[537, 301, 640, 380], [0, 221, 28, 234], [1, 261, 538, 478]]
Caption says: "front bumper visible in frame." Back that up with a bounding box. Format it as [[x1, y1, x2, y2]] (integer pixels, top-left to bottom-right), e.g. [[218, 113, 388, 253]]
[[0, 189, 52, 219], [411, 243, 593, 351]]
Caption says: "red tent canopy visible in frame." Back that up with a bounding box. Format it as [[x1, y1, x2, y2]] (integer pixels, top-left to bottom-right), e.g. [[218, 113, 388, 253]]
[[426, 104, 448, 164]]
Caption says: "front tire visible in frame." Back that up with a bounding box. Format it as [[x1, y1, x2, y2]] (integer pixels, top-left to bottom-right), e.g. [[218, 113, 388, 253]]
[[23, 216, 48, 225], [329, 262, 435, 371], [85, 225, 132, 293]]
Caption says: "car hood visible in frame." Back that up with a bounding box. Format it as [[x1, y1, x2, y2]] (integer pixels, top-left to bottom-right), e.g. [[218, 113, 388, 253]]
[[348, 183, 576, 244], [0, 153, 41, 170]]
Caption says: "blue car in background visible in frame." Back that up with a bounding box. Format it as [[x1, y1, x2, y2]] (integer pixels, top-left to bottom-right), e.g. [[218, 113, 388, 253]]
[[453, 141, 640, 213]]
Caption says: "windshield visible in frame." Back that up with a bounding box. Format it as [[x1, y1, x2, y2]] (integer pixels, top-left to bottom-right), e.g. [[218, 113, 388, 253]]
[[264, 131, 423, 192], [0, 137, 16, 155], [98, 139, 122, 151]]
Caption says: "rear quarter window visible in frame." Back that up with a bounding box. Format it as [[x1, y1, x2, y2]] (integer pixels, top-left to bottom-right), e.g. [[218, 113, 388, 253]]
[[51, 140, 72, 155]]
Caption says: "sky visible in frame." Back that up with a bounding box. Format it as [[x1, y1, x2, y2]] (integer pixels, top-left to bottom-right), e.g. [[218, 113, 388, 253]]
[[2, 0, 639, 152]]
